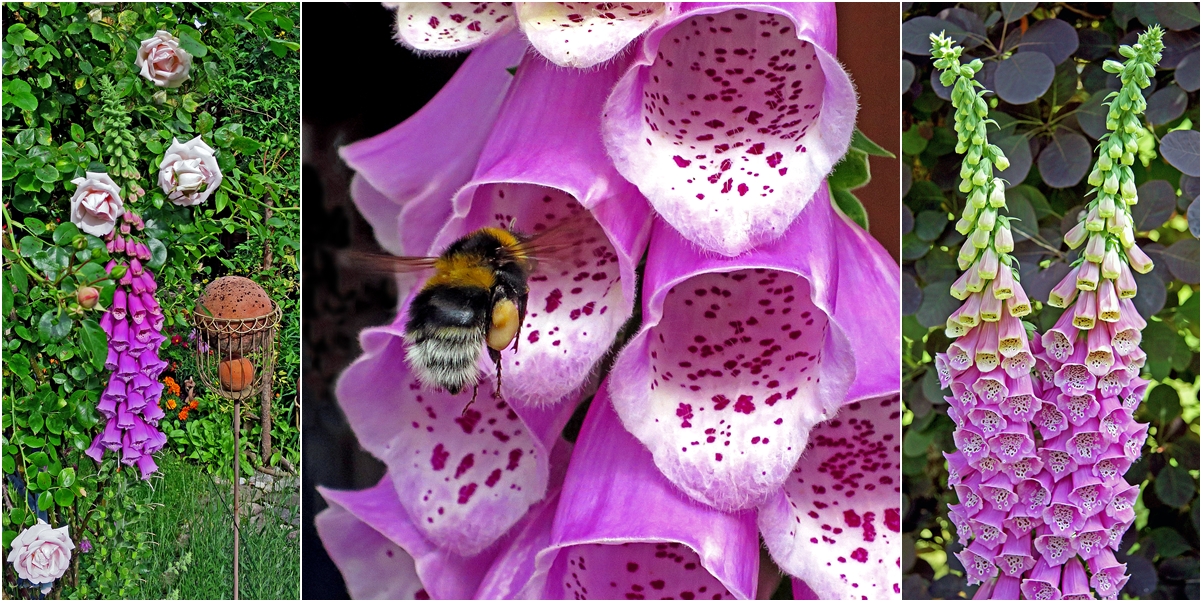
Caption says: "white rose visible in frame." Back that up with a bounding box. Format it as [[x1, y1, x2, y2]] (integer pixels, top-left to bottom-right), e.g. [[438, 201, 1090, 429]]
[[135, 30, 192, 88], [69, 172, 124, 236], [158, 137, 222, 206], [6, 520, 74, 587]]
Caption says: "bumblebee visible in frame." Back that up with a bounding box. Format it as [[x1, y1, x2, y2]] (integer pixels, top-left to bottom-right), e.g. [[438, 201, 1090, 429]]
[[345, 214, 586, 403]]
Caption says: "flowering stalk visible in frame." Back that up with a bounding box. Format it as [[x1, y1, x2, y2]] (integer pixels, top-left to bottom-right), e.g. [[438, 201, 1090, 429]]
[[84, 211, 168, 478], [1027, 27, 1164, 599], [928, 31, 1046, 591]]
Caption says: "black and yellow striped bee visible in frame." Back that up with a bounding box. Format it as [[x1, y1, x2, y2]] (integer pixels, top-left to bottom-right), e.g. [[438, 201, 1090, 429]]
[[344, 215, 587, 404]]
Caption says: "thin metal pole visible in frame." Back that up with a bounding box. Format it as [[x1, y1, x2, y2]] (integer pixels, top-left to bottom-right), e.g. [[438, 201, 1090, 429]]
[[233, 399, 240, 600]]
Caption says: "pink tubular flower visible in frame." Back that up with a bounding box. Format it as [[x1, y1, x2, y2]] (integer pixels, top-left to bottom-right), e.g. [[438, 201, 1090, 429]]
[[85, 213, 166, 478], [321, 5, 898, 598], [604, 3, 856, 256], [389, 2, 669, 68]]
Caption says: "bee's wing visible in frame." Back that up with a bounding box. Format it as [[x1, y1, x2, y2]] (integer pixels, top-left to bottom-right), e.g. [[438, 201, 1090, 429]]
[[517, 211, 602, 261], [337, 250, 440, 273]]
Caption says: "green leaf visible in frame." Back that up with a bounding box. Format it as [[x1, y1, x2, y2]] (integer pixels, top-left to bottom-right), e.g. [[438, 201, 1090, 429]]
[[1144, 385, 1182, 426], [231, 135, 262, 155], [196, 111, 215, 134], [54, 488, 75, 508], [70, 123, 86, 142], [147, 238, 168, 270], [37, 491, 53, 511], [1155, 465, 1197, 508], [1, 456, 13, 473], [1148, 525, 1193, 557], [176, 32, 208, 58], [37, 471, 52, 490], [851, 128, 896, 158], [902, 125, 928, 155], [5, 79, 38, 111], [29, 452, 49, 467], [51, 221, 79, 245], [830, 189, 870, 230], [80, 318, 109, 370], [828, 149, 871, 191], [38, 309, 72, 341], [58, 467, 76, 488]]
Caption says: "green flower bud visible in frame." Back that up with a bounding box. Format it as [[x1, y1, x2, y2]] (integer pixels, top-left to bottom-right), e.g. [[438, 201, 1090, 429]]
[[110, 264, 128, 279]]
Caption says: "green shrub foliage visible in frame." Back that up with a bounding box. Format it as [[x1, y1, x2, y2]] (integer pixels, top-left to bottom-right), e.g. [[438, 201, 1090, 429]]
[[2, 3, 298, 597]]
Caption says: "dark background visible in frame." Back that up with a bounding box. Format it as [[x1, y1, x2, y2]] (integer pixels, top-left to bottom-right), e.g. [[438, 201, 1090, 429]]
[[299, 4, 900, 598]]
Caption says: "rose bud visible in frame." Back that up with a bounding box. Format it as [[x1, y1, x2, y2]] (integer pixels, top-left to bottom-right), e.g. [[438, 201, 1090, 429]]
[[76, 287, 100, 309]]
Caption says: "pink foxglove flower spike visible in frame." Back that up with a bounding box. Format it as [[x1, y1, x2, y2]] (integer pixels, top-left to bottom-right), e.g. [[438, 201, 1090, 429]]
[[85, 212, 167, 478], [1027, 26, 1164, 599], [603, 2, 857, 256]]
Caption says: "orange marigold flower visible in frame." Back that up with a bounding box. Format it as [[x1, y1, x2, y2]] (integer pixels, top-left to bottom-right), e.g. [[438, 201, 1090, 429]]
[[166, 399, 177, 410], [189, 400, 198, 410], [178, 410, 188, 421]]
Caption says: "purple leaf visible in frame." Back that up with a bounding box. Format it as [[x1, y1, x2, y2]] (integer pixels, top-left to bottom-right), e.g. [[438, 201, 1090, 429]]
[[1145, 85, 1188, 126], [1014, 18, 1078, 65], [1037, 130, 1091, 188], [1161, 130, 1200, 178], [1132, 180, 1178, 232], [995, 52, 1055, 105]]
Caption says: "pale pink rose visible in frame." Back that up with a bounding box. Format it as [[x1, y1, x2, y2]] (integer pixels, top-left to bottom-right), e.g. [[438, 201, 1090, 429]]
[[158, 136, 222, 206], [135, 30, 192, 88], [6, 520, 74, 587], [69, 172, 124, 236]]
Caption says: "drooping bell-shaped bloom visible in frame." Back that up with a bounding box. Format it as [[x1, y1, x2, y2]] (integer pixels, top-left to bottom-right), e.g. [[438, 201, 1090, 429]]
[[482, 381, 760, 599], [603, 2, 857, 256], [609, 185, 896, 511], [87, 212, 167, 479], [388, 2, 670, 68]]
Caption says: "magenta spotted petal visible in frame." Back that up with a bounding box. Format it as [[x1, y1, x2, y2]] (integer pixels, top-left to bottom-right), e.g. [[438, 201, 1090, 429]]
[[610, 186, 899, 511], [341, 32, 526, 255], [516, 2, 670, 68], [391, 3, 517, 53], [603, 2, 856, 255], [427, 53, 652, 405], [334, 321, 576, 556], [758, 396, 902, 600], [516, 380, 759, 599]]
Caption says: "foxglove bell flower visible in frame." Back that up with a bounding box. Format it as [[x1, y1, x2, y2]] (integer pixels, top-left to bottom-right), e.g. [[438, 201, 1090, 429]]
[[929, 32, 1049, 595], [85, 212, 168, 479], [158, 136, 222, 206], [323, 5, 897, 598], [388, 2, 669, 68], [1024, 28, 1163, 599], [603, 2, 857, 256]]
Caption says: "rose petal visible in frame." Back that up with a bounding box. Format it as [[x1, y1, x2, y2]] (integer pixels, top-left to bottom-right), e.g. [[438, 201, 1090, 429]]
[[758, 395, 902, 600], [602, 3, 855, 255], [610, 185, 885, 511], [391, 2, 519, 54], [341, 31, 527, 255], [429, 52, 652, 406], [335, 320, 575, 556], [516, 2, 669, 68], [518, 380, 759, 599]]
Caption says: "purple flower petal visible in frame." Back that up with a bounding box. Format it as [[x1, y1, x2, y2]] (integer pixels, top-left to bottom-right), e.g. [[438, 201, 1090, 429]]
[[1059, 555, 1090, 597], [84, 433, 105, 463], [314, 484, 428, 599], [135, 453, 157, 479], [602, 3, 856, 255], [610, 187, 896, 510], [516, 2, 668, 68], [318, 472, 560, 599], [426, 52, 653, 406], [391, 3, 517, 54], [758, 396, 901, 599], [341, 32, 527, 255], [517, 381, 759, 599], [334, 321, 575, 556]]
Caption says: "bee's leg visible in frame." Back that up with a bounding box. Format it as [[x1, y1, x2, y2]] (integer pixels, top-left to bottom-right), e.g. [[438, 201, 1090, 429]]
[[463, 385, 478, 415], [488, 347, 503, 399]]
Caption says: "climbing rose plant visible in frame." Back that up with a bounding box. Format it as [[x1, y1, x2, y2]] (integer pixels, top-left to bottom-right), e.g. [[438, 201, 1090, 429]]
[[316, 2, 902, 599]]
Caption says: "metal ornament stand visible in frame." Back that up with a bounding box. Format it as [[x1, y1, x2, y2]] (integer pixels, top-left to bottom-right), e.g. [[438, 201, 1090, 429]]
[[191, 301, 281, 600]]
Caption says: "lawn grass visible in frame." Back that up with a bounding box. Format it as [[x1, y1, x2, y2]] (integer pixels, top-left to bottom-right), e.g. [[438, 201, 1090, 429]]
[[126, 453, 299, 600]]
